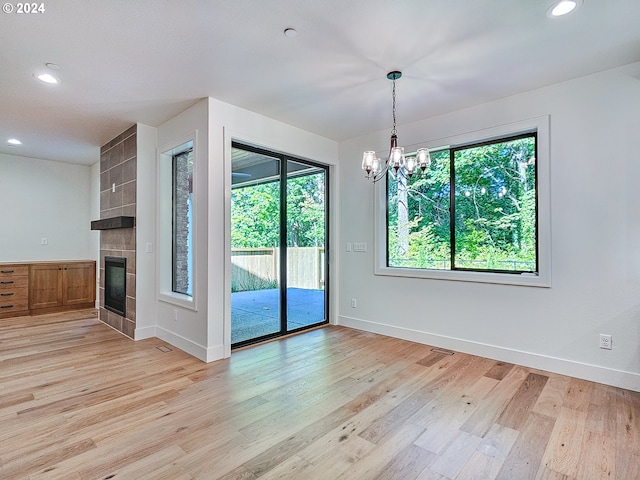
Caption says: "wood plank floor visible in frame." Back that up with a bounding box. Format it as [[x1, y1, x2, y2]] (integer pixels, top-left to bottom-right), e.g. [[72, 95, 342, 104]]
[[1, 310, 639, 479]]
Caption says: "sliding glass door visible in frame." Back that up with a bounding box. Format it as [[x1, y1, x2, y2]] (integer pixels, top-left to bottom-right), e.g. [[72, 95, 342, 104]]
[[285, 159, 327, 332], [231, 143, 328, 348], [230, 147, 282, 344]]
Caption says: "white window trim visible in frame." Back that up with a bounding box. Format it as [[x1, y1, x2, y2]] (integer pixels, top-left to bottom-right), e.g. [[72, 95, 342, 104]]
[[374, 116, 551, 288], [157, 131, 198, 310]]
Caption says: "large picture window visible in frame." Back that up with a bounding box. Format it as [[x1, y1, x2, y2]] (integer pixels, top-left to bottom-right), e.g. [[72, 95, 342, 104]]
[[387, 132, 538, 275]]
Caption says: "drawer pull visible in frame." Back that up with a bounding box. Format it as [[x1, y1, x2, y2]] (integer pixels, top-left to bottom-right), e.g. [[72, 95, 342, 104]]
[[0, 281, 14, 285], [0, 293, 14, 296], [0, 305, 13, 309], [0, 270, 15, 273]]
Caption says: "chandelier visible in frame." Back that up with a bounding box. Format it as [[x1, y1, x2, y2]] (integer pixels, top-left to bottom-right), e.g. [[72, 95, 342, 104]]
[[362, 71, 431, 183]]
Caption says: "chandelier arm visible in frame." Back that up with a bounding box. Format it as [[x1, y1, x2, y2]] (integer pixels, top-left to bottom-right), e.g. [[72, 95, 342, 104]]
[[372, 171, 387, 184]]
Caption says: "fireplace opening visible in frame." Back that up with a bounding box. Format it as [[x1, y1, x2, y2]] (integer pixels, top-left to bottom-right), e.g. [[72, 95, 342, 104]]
[[105, 256, 126, 317]]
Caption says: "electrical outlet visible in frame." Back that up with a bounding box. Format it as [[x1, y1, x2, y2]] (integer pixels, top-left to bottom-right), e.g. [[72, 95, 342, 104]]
[[599, 334, 612, 350], [351, 298, 357, 308], [173, 309, 178, 322]]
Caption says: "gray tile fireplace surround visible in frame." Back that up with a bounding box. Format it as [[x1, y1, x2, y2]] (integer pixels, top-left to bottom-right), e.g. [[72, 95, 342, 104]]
[[98, 125, 137, 338]]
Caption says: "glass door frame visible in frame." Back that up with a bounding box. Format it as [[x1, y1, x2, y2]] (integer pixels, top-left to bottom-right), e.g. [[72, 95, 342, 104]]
[[231, 141, 330, 349]]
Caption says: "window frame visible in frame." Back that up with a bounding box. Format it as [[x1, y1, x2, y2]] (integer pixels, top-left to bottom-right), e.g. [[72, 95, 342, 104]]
[[158, 134, 198, 310], [374, 116, 551, 287], [448, 131, 538, 274]]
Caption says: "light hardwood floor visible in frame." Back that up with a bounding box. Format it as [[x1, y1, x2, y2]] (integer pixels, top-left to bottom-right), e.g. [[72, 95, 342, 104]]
[[1, 310, 639, 479]]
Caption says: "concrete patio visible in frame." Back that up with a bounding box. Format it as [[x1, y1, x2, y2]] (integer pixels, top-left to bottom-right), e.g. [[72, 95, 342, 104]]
[[231, 287, 325, 344]]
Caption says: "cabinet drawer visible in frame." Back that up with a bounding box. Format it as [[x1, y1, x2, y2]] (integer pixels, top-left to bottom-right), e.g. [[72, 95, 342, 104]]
[[0, 265, 29, 277], [0, 285, 28, 299], [0, 283, 27, 294], [0, 296, 29, 311], [0, 276, 29, 289]]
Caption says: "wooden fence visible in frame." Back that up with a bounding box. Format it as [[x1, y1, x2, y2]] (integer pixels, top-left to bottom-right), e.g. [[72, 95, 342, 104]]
[[231, 247, 325, 292]]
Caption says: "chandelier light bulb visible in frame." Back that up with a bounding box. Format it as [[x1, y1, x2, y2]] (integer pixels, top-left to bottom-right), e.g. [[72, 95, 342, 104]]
[[371, 157, 381, 175], [416, 148, 431, 171], [390, 147, 405, 172], [362, 151, 376, 175], [404, 156, 417, 177]]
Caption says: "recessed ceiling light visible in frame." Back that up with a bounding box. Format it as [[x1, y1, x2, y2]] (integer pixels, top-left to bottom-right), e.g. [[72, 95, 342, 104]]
[[33, 72, 59, 84], [548, 0, 582, 17], [45, 62, 61, 70], [284, 27, 298, 38], [7, 138, 22, 145]]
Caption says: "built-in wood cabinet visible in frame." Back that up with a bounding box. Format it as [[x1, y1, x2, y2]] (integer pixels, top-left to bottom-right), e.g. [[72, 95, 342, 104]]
[[29, 263, 63, 310], [62, 262, 96, 307], [0, 265, 30, 318], [29, 261, 96, 314], [0, 261, 96, 319]]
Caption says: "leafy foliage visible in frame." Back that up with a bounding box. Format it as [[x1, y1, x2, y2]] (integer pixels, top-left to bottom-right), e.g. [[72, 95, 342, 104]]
[[231, 173, 326, 249], [231, 181, 280, 248], [286, 174, 326, 247]]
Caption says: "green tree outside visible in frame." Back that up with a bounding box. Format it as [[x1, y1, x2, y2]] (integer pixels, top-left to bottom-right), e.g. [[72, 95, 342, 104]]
[[231, 173, 326, 249]]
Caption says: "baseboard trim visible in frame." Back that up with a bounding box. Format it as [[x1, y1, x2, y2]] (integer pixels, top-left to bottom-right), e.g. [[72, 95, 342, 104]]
[[154, 326, 224, 363], [134, 326, 156, 340], [338, 315, 640, 392]]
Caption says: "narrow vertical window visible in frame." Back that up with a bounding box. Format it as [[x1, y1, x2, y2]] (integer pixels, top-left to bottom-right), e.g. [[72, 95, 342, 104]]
[[172, 146, 193, 295]]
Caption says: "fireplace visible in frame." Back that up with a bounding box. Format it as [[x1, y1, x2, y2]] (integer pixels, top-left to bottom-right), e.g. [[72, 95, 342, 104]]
[[104, 256, 126, 317]]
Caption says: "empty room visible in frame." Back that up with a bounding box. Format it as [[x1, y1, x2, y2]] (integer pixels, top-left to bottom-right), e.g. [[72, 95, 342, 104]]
[[1, 1, 640, 478]]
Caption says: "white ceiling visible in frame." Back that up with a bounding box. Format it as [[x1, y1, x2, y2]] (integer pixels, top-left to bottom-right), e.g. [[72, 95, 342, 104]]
[[1, 0, 639, 165]]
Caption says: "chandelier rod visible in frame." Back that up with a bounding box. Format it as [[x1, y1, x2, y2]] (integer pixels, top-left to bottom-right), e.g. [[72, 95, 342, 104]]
[[391, 76, 397, 136]]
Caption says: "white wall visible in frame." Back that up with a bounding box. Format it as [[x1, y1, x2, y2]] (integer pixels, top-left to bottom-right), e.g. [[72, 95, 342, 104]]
[[0, 153, 95, 263], [150, 98, 338, 362], [209, 97, 339, 358], [90, 160, 100, 305], [154, 100, 209, 359], [135, 123, 158, 337], [338, 63, 640, 391]]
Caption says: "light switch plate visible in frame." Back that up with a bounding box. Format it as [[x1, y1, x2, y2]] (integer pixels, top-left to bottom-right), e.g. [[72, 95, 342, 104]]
[[353, 242, 367, 252]]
